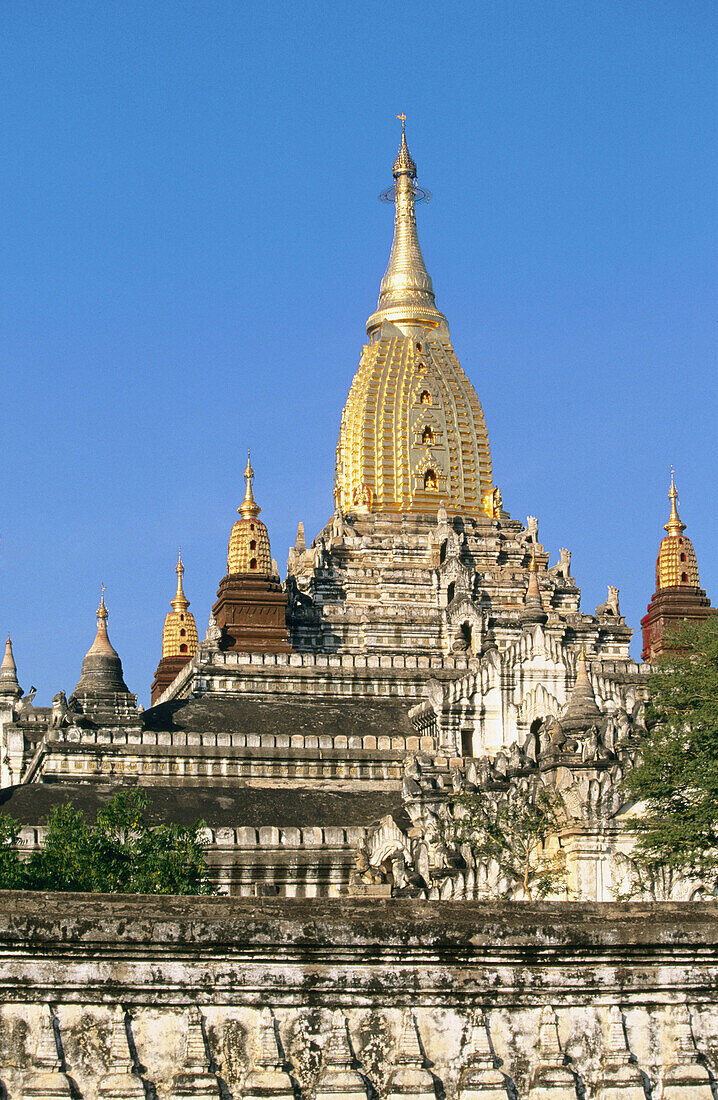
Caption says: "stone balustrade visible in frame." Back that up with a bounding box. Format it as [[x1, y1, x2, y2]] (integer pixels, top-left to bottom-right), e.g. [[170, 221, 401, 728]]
[[0, 894, 715, 1097]]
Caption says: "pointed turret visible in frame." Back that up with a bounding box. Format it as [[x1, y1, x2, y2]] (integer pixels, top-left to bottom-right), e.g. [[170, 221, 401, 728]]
[[366, 115, 447, 335], [212, 452, 292, 656], [239, 449, 262, 521], [334, 122, 493, 517], [171, 549, 190, 613], [0, 637, 22, 701], [561, 647, 603, 731], [228, 451, 271, 574], [73, 589, 129, 695], [641, 469, 715, 662], [150, 550, 199, 705], [520, 552, 548, 626]]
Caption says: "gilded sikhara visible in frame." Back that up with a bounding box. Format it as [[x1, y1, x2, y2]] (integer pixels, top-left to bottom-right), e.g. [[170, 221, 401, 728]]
[[334, 120, 494, 518]]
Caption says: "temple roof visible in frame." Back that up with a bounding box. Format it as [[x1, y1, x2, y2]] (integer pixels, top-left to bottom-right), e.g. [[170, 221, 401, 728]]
[[143, 692, 414, 740], [0, 782, 409, 831]]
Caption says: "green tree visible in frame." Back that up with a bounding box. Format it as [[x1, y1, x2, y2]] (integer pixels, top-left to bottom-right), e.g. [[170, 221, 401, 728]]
[[625, 616, 718, 877], [449, 777, 568, 899], [0, 815, 25, 890], [0, 788, 215, 895]]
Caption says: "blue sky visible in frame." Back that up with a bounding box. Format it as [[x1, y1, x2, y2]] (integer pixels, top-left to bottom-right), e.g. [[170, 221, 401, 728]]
[[1, 2, 716, 704]]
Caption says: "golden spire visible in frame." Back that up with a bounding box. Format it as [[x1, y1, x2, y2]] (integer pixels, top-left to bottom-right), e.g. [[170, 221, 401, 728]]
[[655, 467, 700, 590], [664, 467, 686, 537], [238, 449, 262, 520], [366, 116, 447, 335], [160, 551, 198, 662], [171, 548, 190, 613]]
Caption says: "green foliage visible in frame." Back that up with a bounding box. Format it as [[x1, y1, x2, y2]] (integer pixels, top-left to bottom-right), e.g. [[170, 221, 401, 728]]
[[625, 616, 718, 876], [449, 777, 568, 899], [0, 815, 25, 890], [0, 788, 214, 895]]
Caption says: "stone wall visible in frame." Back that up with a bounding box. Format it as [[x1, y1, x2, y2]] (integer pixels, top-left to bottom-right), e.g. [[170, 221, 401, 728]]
[[0, 893, 716, 1097]]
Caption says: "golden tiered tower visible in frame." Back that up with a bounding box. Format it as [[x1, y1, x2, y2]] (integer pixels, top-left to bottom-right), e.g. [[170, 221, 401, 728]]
[[334, 118, 494, 517], [151, 552, 198, 704], [655, 469, 701, 589], [641, 470, 715, 662]]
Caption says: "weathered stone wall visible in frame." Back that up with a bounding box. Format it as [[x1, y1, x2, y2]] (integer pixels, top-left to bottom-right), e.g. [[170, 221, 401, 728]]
[[0, 893, 717, 1097]]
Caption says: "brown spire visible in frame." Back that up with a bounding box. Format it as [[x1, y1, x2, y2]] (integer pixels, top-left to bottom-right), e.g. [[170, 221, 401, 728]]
[[73, 588, 129, 695], [0, 637, 22, 700], [561, 647, 603, 730]]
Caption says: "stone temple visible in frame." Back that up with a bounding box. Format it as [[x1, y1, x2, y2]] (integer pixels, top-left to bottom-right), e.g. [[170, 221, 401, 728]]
[[0, 121, 716, 1098]]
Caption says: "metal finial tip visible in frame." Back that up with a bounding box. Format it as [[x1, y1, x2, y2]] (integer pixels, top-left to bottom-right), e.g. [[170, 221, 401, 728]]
[[396, 111, 407, 134], [579, 644, 587, 661]]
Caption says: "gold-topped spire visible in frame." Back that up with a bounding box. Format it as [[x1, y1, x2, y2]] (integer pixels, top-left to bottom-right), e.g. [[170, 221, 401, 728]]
[[88, 586, 116, 657], [366, 117, 447, 335], [654, 468, 701, 590], [239, 449, 262, 521], [159, 551, 198, 663], [392, 111, 416, 177], [664, 467, 686, 537], [73, 588, 130, 695], [171, 548, 190, 613]]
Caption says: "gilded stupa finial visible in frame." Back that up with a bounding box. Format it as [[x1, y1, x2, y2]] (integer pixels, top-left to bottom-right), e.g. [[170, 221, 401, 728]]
[[98, 584, 108, 623], [393, 112, 416, 178], [366, 118, 446, 335], [171, 548, 190, 613], [664, 466, 686, 537], [238, 449, 262, 520]]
